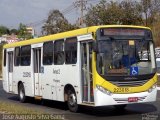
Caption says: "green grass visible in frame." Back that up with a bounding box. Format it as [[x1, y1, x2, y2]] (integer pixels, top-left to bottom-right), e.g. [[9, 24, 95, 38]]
[[0, 101, 65, 120], [0, 101, 42, 114]]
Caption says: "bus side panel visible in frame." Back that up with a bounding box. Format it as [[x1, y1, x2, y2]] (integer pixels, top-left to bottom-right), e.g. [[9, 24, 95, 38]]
[[12, 67, 18, 94], [2, 67, 8, 92], [3, 49, 9, 93], [55, 41, 82, 103], [76, 42, 83, 104], [56, 64, 80, 102], [13, 66, 33, 97], [41, 66, 54, 100], [41, 64, 81, 103]]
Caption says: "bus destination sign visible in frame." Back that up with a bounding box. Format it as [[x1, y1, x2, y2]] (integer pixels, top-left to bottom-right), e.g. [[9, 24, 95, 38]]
[[101, 28, 146, 36]]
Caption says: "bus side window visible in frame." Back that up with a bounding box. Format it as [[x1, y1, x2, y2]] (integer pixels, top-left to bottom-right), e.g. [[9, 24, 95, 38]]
[[65, 37, 77, 64], [3, 49, 6, 66], [21, 45, 31, 66], [43, 41, 53, 65], [54, 40, 64, 65], [14, 47, 21, 66]]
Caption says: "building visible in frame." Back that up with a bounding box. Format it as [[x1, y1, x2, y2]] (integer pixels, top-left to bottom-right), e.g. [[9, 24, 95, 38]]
[[26, 27, 35, 37], [0, 34, 19, 44]]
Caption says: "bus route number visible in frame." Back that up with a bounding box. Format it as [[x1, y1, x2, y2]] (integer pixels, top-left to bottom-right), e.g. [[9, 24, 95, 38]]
[[113, 87, 130, 93], [23, 72, 31, 77]]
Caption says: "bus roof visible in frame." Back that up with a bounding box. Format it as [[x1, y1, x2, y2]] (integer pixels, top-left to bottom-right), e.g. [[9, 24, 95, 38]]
[[3, 25, 151, 49]]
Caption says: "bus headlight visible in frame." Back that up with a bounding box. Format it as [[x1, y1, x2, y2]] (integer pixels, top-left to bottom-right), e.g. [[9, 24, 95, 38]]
[[152, 84, 157, 89], [96, 85, 113, 96], [148, 84, 157, 93]]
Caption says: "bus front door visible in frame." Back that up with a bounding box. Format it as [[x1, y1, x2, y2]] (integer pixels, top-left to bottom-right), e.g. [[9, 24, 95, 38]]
[[8, 52, 13, 92], [33, 48, 42, 96], [81, 42, 94, 103]]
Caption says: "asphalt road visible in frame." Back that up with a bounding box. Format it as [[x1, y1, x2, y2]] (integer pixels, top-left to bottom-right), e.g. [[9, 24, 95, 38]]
[[0, 81, 160, 120]]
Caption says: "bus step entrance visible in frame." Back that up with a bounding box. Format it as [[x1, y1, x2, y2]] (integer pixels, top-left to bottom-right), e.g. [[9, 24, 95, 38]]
[[83, 85, 94, 102]]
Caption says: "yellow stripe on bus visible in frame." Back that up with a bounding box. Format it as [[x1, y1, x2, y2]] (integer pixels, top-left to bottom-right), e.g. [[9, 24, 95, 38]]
[[3, 25, 150, 49]]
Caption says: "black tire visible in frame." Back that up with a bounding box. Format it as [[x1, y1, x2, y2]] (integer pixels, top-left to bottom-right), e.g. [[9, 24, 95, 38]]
[[114, 104, 127, 110], [18, 83, 27, 103], [67, 89, 78, 112]]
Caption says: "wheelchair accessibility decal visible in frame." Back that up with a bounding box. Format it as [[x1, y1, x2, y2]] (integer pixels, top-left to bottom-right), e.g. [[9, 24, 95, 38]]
[[130, 67, 138, 75]]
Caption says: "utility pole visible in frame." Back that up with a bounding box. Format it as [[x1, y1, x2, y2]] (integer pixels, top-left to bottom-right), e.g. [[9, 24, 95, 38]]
[[74, 0, 87, 27]]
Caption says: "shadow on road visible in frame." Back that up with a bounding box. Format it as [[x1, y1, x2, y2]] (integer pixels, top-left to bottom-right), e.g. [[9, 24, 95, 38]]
[[78, 103, 157, 117], [7, 95, 157, 117], [8, 96, 68, 110]]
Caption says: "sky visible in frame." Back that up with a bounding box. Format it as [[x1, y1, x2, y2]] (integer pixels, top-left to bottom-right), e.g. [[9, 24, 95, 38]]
[[0, 0, 100, 35]]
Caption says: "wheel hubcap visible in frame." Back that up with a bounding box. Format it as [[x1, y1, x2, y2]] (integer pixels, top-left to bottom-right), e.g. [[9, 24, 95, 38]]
[[69, 93, 76, 106], [20, 90, 24, 100]]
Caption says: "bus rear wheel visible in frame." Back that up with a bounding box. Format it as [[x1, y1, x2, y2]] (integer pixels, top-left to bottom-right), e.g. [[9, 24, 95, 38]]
[[67, 89, 78, 112], [18, 83, 27, 103]]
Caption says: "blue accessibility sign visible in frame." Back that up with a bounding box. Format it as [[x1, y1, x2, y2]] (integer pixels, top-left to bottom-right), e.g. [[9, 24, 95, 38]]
[[130, 66, 138, 76]]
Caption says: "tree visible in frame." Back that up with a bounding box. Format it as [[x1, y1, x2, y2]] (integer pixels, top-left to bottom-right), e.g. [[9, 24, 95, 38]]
[[17, 23, 33, 40], [140, 0, 160, 26], [139, 0, 160, 46], [151, 15, 160, 46], [0, 26, 10, 36], [120, 1, 143, 25], [85, 0, 143, 26], [85, 0, 109, 26], [105, 1, 123, 24], [10, 29, 18, 35], [42, 9, 78, 35]]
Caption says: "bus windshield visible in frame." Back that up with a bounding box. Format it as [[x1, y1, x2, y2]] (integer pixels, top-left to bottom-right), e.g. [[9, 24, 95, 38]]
[[96, 37, 156, 76]]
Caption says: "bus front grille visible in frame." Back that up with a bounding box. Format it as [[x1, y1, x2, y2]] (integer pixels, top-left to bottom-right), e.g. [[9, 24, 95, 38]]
[[110, 79, 149, 87]]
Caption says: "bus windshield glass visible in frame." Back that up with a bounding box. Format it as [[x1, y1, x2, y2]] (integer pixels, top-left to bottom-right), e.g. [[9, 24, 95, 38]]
[[96, 28, 156, 76]]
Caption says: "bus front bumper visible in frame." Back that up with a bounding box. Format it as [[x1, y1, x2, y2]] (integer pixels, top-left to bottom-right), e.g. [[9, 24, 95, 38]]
[[94, 87, 157, 106]]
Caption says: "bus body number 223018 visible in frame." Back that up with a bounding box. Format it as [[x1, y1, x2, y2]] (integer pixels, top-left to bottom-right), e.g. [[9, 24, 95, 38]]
[[113, 87, 130, 93]]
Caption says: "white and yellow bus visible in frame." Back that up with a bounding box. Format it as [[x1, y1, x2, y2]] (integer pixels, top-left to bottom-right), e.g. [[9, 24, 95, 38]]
[[2, 25, 157, 112]]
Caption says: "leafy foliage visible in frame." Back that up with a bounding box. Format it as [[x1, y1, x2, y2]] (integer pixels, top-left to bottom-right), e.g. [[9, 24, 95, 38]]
[[0, 26, 10, 36], [85, 0, 143, 26], [120, 1, 143, 25], [85, 0, 111, 25], [140, 0, 160, 26], [42, 10, 79, 35], [0, 24, 33, 40], [17, 23, 33, 40], [10, 29, 18, 35], [84, 0, 160, 45]]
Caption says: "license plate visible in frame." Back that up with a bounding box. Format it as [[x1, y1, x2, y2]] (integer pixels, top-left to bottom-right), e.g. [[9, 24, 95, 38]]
[[128, 97, 138, 102]]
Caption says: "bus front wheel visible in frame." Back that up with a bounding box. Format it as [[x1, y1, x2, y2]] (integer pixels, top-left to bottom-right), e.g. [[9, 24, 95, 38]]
[[18, 83, 27, 103], [67, 89, 78, 112]]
